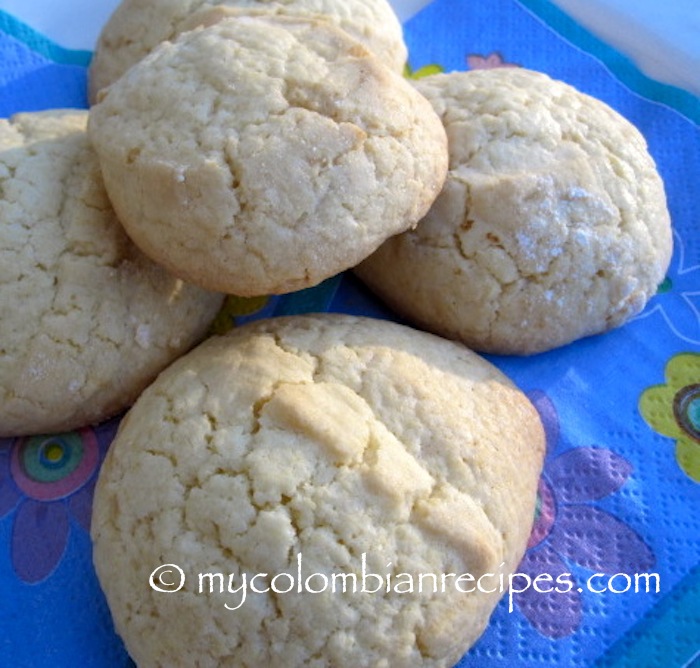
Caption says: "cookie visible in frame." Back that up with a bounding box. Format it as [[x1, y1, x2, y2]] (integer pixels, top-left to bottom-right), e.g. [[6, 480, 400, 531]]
[[88, 0, 407, 102], [91, 313, 545, 668], [0, 110, 224, 437], [355, 69, 673, 355], [88, 15, 447, 297]]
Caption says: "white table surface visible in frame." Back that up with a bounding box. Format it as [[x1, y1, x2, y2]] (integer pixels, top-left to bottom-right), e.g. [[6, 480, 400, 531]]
[[0, 0, 698, 97]]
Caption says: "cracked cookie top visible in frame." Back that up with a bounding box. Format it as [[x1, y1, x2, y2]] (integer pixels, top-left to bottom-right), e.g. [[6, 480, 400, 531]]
[[91, 313, 545, 667], [0, 110, 224, 437], [88, 0, 408, 102], [355, 68, 673, 355], [87, 14, 448, 297]]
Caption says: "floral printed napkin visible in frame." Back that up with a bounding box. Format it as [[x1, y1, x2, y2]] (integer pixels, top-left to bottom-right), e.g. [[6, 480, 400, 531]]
[[0, 0, 698, 666]]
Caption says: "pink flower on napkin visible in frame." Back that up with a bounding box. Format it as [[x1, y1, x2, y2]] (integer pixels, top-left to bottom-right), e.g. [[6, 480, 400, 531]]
[[466, 51, 519, 70], [514, 391, 655, 638], [0, 420, 116, 583]]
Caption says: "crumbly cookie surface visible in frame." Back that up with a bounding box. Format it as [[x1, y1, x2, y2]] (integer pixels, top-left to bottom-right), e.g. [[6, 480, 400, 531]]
[[88, 0, 407, 102], [88, 15, 447, 297], [91, 313, 545, 668], [0, 110, 224, 437], [355, 68, 673, 355]]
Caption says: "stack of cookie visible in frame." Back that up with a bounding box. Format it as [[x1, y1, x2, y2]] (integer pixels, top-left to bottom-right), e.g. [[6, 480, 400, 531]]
[[1, 0, 673, 666], [86, 0, 673, 357], [1, 0, 450, 437]]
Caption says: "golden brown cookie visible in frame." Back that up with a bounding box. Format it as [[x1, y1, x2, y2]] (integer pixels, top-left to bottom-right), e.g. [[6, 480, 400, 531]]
[[0, 110, 224, 437], [88, 15, 447, 297], [88, 0, 408, 102], [91, 313, 545, 667], [355, 69, 673, 355]]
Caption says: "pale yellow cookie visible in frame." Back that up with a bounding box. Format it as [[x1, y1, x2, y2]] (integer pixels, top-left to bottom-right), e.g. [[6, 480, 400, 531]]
[[88, 15, 447, 297], [0, 110, 224, 437], [88, 0, 407, 102], [355, 69, 673, 355], [91, 313, 545, 668]]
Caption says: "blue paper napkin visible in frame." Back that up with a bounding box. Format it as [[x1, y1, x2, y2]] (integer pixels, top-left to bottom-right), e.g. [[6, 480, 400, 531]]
[[1, 1, 698, 666]]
